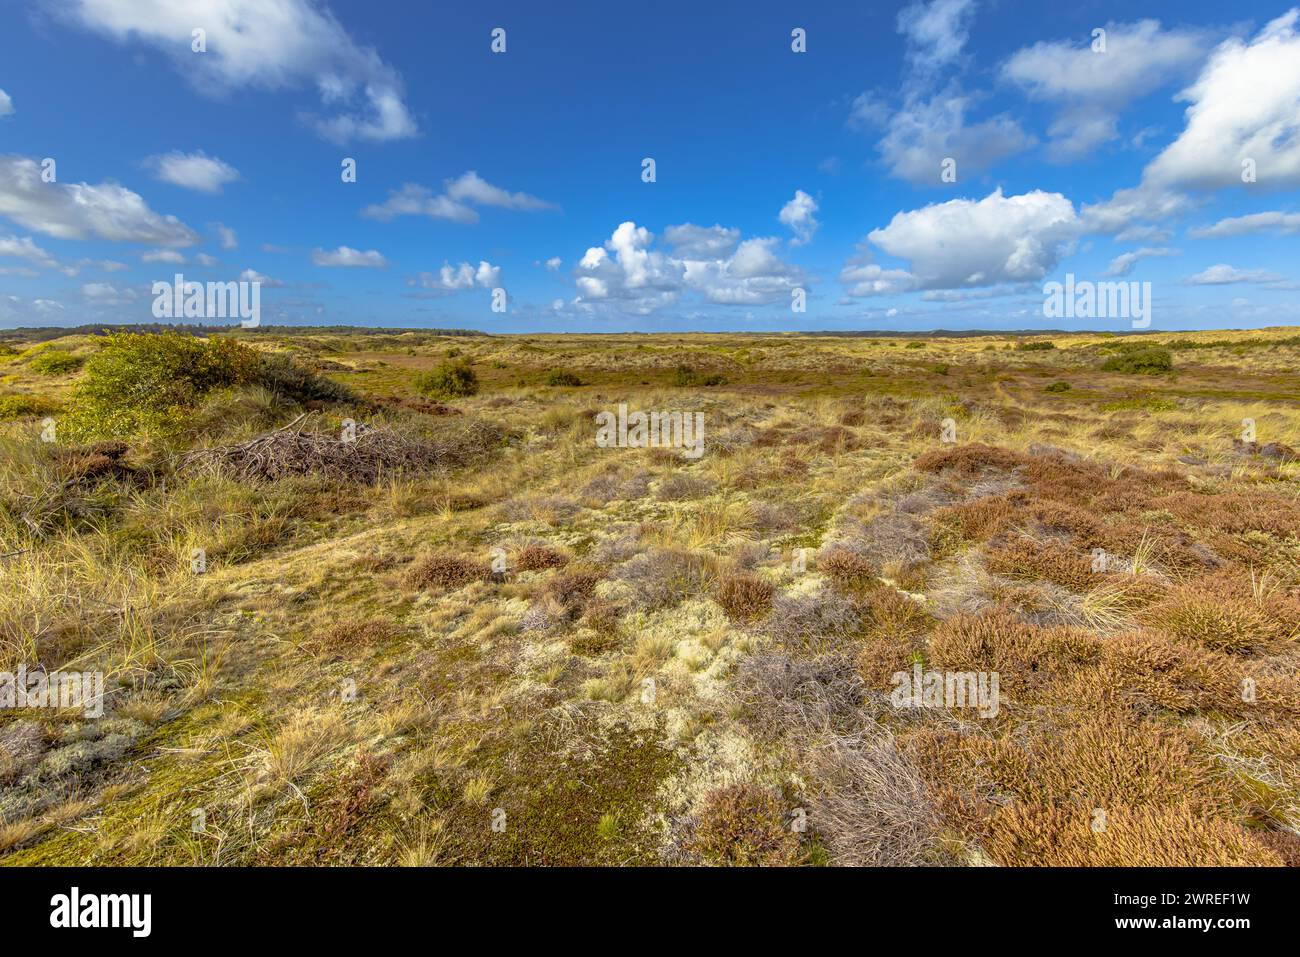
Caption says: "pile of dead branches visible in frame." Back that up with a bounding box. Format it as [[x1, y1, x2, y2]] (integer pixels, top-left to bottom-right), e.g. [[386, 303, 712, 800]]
[[179, 413, 500, 483]]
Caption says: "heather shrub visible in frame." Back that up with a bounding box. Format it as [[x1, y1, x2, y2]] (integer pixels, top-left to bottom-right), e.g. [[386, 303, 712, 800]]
[[691, 783, 801, 866], [415, 360, 479, 399]]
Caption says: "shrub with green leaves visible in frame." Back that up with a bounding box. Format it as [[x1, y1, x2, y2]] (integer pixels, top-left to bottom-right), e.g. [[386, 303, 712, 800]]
[[26, 350, 84, 376], [414, 359, 479, 399], [1044, 381, 1072, 393], [0, 393, 57, 420], [545, 370, 584, 387], [1101, 348, 1172, 374], [60, 331, 260, 440], [1016, 341, 1056, 351]]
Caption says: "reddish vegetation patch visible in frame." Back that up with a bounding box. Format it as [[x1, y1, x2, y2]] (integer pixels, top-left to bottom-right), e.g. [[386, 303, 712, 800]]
[[715, 573, 775, 621], [404, 554, 491, 590], [309, 617, 402, 651], [691, 783, 802, 866], [515, 542, 569, 572]]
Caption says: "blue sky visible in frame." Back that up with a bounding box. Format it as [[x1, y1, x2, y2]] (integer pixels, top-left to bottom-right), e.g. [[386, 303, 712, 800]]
[[1, 0, 1298, 332]]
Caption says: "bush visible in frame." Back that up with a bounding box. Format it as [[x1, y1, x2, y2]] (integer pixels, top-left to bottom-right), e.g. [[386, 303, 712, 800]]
[[932, 363, 950, 376], [60, 331, 260, 439], [670, 365, 726, 387], [1044, 381, 1072, 393], [1101, 348, 1172, 374], [545, 370, 584, 387], [256, 353, 356, 404], [905, 341, 925, 350], [414, 360, 479, 399], [1016, 340, 1056, 351], [0, 394, 56, 420], [27, 350, 83, 376]]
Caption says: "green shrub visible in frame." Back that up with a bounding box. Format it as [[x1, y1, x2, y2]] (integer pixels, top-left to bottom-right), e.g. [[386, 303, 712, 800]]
[[1016, 341, 1056, 351], [255, 353, 356, 404], [27, 350, 83, 376], [545, 370, 584, 387], [905, 341, 926, 349], [670, 366, 726, 387], [1044, 381, 1072, 393], [414, 360, 479, 399], [0, 394, 56, 420], [60, 331, 260, 439], [932, 364, 950, 376], [1101, 348, 1172, 375]]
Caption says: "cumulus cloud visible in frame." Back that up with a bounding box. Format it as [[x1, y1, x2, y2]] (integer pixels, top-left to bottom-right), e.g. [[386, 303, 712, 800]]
[[311, 245, 386, 267], [1189, 210, 1300, 238], [1002, 20, 1209, 161], [854, 188, 1079, 294], [82, 282, 138, 303], [412, 261, 501, 292], [572, 221, 805, 314], [1146, 11, 1300, 189], [0, 154, 198, 246], [0, 89, 13, 117], [1078, 183, 1197, 235], [1105, 246, 1177, 277], [662, 224, 740, 259], [1185, 263, 1284, 285], [58, 0, 416, 143], [146, 151, 241, 193], [544, 257, 562, 271], [779, 190, 820, 245], [362, 172, 554, 224]]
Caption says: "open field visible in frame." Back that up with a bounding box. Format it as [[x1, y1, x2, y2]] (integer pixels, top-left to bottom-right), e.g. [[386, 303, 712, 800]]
[[1, 326, 1298, 866]]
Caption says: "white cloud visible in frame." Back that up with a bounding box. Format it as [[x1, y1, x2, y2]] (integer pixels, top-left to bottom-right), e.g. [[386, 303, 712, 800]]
[[413, 261, 501, 291], [1185, 263, 1284, 285], [0, 154, 198, 246], [362, 172, 553, 225], [0, 234, 56, 268], [572, 221, 805, 314], [662, 224, 740, 259], [146, 151, 240, 193], [215, 224, 238, 249], [854, 1, 1030, 184], [142, 249, 186, 264], [239, 268, 285, 287], [194, 253, 219, 267], [1105, 246, 1177, 277], [1115, 224, 1173, 244], [443, 172, 554, 211], [897, 0, 977, 75], [60, 0, 416, 143], [840, 257, 919, 297], [779, 190, 820, 245], [82, 282, 137, 303], [311, 245, 386, 267], [859, 187, 1078, 293], [0, 89, 13, 117], [1189, 210, 1300, 238], [1002, 20, 1208, 159], [876, 91, 1031, 185], [1078, 183, 1197, 235], [1146, 11, 1300, 188], [545, 257, 562, 271]]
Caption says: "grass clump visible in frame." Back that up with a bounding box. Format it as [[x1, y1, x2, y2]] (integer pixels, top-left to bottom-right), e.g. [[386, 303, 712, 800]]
[[414, 360, 479, 399], [1044, 381, 1072, 393]]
